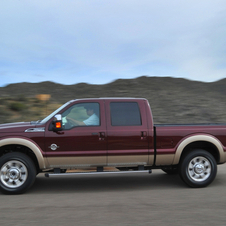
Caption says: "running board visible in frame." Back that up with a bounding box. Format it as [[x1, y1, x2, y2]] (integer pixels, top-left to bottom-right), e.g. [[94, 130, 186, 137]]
[[45, 170, 152, 178]]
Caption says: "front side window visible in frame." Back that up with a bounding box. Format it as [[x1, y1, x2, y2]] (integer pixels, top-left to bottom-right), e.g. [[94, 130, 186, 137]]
[[62, 102, 100, 129], [110, 102, 142, 126]]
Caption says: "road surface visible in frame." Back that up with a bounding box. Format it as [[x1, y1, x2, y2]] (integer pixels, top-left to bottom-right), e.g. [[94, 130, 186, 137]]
[[1, 164, 226, 226]]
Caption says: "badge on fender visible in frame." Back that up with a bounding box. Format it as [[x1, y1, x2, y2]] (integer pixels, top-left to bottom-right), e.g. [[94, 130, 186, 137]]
[[49, 144, 59, 151]]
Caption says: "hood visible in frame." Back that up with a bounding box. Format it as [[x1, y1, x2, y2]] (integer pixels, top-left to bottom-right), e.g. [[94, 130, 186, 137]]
[[0, 122, 35, 133]]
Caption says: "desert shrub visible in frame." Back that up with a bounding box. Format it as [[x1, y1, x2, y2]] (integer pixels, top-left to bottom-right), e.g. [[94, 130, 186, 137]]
[[9, 102, 26, 111]]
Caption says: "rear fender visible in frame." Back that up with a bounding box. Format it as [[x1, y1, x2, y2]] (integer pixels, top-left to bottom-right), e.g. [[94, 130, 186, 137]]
[[173, 135, 225, 165]]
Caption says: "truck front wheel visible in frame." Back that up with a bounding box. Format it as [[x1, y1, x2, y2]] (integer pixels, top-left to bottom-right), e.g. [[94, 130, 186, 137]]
[[0, 152, 36, 194], [179, 149, 217, 188]]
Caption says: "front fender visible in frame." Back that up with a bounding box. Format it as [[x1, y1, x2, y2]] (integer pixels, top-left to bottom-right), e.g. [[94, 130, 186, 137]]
[[172, 134, 225, 165], [0, 137, 47, 169]]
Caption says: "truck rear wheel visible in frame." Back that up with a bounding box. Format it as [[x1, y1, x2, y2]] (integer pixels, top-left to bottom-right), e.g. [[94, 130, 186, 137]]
[[0, 152, 36, 194], [179, 149, 217, 188]]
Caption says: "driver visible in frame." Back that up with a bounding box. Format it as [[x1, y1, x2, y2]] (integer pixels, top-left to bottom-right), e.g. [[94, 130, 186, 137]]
[[66, 105, 99, 126]]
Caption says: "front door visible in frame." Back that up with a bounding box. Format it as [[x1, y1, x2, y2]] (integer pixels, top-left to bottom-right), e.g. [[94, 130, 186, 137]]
[[44, 100, 107, 168]]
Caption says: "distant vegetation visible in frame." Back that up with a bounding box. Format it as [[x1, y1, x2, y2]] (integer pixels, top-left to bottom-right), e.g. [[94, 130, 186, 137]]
[[0, 76, 226, 124], [0, 96, 61, 123]]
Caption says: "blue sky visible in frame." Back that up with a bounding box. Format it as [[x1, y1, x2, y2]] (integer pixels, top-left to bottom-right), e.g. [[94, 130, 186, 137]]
[[0, 0, 226, 87]]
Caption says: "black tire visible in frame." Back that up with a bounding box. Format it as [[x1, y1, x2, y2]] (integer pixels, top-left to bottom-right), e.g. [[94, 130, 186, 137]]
[[161, 167, 178, 175], [179, 149, 217, 188], [0, 152, 36, 194]]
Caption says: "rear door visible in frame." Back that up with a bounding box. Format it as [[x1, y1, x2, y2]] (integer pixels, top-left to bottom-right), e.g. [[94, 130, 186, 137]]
[[105, 99, 149, 167]]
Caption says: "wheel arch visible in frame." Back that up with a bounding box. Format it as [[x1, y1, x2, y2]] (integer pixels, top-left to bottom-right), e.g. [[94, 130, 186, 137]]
[[173, 135, 225, 165], [0, 137, 47, 170]]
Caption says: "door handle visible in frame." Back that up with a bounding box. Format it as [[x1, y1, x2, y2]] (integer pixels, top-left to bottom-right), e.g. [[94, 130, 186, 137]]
[[99, 132, 105, 141], [141, 131, 147, 140], [92, 132, 105, 141]]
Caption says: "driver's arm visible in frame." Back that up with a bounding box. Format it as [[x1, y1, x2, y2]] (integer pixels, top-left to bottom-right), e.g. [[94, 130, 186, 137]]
[[66, 116, 86, 126]]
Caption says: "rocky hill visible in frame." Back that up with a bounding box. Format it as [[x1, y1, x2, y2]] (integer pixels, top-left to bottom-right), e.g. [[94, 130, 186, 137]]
[[0, 76, 226, 124]]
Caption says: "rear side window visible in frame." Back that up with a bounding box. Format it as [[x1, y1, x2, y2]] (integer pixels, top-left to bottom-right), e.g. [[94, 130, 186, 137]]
[[110, 102, 142, 126]]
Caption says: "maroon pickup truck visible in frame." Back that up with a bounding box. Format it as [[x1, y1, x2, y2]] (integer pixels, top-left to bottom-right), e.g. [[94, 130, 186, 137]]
[[0, 98, 226, 194]]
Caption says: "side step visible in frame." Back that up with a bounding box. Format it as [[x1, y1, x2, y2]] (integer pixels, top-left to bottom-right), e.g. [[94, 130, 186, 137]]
[[45, 170, 152, 178]]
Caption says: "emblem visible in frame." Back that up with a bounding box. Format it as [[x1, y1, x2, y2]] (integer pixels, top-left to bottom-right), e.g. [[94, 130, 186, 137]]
[[49, 144, 59, 151]]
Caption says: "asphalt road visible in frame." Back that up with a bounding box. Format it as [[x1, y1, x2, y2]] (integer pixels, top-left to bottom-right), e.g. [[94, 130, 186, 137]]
[[1, 165, 226, 226]]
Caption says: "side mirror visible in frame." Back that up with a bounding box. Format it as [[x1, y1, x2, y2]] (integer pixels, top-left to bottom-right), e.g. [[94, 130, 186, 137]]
[[52, 114, 63, 131]]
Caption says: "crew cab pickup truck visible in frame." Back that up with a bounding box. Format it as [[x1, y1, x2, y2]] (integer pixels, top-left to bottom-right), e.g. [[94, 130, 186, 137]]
[[0, 98, 226, 194]]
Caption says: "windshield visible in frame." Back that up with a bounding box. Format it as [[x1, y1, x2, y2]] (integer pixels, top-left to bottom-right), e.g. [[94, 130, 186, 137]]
[[39, 100, 74, 124]]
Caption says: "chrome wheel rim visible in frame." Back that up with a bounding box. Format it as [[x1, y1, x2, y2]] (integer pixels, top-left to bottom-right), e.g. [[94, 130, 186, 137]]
[[0, 160, 28, 188], [188, 156, 211, 182]]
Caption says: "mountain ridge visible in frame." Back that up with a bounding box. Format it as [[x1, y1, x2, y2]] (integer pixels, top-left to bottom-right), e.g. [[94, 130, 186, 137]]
[[0, 76, 226, 124]]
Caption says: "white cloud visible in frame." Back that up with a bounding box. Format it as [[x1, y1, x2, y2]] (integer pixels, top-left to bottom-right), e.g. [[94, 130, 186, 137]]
[[0, 0, 226, 86]]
